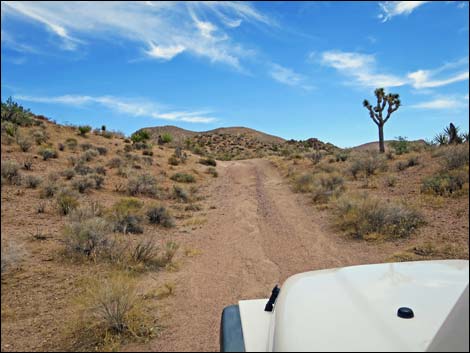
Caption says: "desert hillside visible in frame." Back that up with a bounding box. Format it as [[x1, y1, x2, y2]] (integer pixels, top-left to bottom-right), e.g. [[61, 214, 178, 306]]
[[1, 101, 469, 352], [138, 125, 335, 161]]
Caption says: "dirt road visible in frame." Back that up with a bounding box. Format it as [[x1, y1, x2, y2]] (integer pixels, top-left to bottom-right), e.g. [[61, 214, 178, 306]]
[[143, 159, 374, 352]]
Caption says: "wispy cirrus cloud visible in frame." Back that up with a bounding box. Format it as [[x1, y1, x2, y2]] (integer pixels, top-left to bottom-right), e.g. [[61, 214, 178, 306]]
[[378, 1, 429, 22], [1, 1, 273, 70], [410, 94, 469, 110], [408, 57, 469, 89], [320, 51, 407, 88], [15, 94, 218, 123], [269, 63, 312, 90], [320, 50, 469, 90]]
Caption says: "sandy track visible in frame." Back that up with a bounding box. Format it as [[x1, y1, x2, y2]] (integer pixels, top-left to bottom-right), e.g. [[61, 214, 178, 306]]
[[142, 159, 362, 352]]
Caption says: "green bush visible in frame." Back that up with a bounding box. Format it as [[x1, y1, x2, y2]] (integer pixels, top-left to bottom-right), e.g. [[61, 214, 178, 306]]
[[56, 189, 79, 215], [206, 167, 218, 177], [199, 157, 217, 166], [78, 125, 92, 136], [421, 171, 468, 196], [161, 133, 173, 144], [147, 206, 174, 228], [64, 214, 109, 257], [168, 155, 180, 166], [172, 185, 190, 203], [65, 138, 78, 150], [170, 173, 195, 183], [389, 136, 409, 155], [38, 147, 58, 160], [108, 198, 144, 234], [130, 130, 150, 143], [334, 194, 424, 239]]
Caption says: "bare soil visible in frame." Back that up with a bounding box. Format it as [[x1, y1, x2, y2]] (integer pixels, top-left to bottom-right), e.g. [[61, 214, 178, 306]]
[[129, 159, 409, 352]]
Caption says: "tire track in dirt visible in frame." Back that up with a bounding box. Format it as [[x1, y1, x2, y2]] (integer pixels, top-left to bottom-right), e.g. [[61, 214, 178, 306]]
[[139, 158, 360, 352]]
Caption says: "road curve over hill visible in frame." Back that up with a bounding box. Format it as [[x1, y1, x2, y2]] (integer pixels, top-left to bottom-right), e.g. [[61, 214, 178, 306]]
[[133, 158, 376, 352]]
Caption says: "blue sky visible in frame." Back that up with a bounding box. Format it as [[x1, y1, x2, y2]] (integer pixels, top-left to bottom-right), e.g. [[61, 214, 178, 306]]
[[1, 1, 468, 147]]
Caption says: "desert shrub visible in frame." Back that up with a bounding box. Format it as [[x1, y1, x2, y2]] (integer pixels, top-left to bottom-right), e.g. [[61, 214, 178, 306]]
[[385, 175, 397, 187], [74, 162, 94, 176], [131, 238, 159, 266], [90, 174, 105, 189], [168, 155, 179, 166], [16, 134, 33, 152], [147, 206, 174, 228], [80, 142, 94, 151], [306, 151, 323, 165], [62, 168, 76, 180], [24, 175, 42, 188], [94, 166, 106, 175], [127, 174, 158, 197], [108, 198, 144, 234], [30, 129, 48, 145], [293, 173, 315, 193], [130, 130, 150, 143], [199, 157, 216, 166], [421, 170, 468, 196], [96, 146, 108, 156], [1, 241, 26, 274], [439, 145, 469, 170], [36, 201, 46, 214], [73, 273, 151, 347], [23, 157, 33, 170], [80, 149, 99, 162], [396, 155, 419, 171], [155, 241, 179, 268], [1, 160, 22, 185], [349, 152, 386, 179], [38, 147, 58, 161], [40, 181, 59, 198], [78, 125, 92, 136], [108, 157, 124, 169], [170, 173, 195, 183], [142, 156, 153, 165], [334, 194, 424, 239], [117, 166, 131, 178], [72, 176, 96, 193], [56, 189, 79, 215], [335, 150, 350, 162], [142, 149, 153, 156], [58, 142, 65, 151], [64, 215, 109, 257], [65, 138, 78, 150], [206, 167, 218, 177], [161, 133, 172, 144], [172, 186, 190, 203], [389, 136, 409, 155], [1, 97, 35, 126], [310, 172, 345, 204], [2, 121, 18, 138]]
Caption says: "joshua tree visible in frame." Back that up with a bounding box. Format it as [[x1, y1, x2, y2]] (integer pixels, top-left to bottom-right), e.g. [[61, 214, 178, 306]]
[[363, 88, 401, 153]]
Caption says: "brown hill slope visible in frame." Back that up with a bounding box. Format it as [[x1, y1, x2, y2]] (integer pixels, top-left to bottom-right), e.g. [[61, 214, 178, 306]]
[[137, 125, 335, 160]]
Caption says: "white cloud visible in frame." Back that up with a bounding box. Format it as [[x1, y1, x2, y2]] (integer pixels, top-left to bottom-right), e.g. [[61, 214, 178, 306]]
[[321, 51, 407, 88], [408, 58, 469, 88], [146, 43, 186, 60], [15, 94, 217, 123], [410, 95, 469, 110], [378, 1, 429, 22], [269, 63, 312, 90], [1, 1, 272, 70], [321, 50, 469, 90]]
